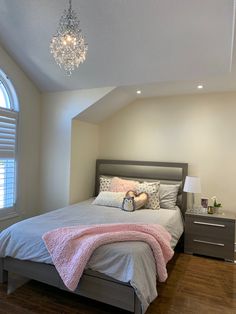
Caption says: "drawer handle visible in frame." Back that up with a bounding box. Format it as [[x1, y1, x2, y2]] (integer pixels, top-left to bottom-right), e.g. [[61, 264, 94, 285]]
[[193, 221, 225, 228], [193, 239, 225, 247]]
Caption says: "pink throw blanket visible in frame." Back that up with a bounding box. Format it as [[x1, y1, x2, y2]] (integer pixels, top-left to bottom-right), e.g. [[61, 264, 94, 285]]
[[43, 223, 174, 291]]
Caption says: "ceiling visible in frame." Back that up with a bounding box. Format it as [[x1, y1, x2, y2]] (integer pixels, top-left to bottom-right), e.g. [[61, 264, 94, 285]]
[[0, 0, 235, 95]]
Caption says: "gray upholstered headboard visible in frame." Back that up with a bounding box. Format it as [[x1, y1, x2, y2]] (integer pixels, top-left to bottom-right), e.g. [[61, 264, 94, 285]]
[[95, 159, 188, 214]]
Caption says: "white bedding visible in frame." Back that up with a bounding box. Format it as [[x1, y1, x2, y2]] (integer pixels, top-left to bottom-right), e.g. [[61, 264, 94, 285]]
[[0, 199, 184, 313]]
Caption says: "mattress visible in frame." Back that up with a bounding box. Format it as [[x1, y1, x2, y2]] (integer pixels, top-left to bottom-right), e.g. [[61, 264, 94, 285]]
[[0, 199, 184, 312]]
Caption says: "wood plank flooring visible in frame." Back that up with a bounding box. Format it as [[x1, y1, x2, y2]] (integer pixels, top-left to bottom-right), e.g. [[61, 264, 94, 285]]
[[0, 253, 235, 314]]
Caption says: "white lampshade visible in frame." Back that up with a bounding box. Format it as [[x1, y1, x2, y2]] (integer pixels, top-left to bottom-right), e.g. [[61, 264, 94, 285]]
[[183, 176, 201, 194]]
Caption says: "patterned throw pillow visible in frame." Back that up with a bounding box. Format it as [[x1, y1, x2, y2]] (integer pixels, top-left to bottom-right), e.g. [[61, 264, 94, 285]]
[[159, 184, 180, 209], [99, 176, 112, 193], [135, 181, 160, 210], [109, 177, 139, 192], [92, 191, 126, 208]]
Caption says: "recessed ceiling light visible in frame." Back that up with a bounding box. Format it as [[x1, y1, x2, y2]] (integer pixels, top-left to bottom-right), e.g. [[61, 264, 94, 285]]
[[197, 85, 203, 89], [136, 90, 141, 94]]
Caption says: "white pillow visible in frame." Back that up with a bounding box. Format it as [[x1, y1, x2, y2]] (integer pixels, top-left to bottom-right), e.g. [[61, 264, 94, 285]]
[[159, 184, 180, 209], [135, 181, 160, 210], [92, 191, 126, 208]]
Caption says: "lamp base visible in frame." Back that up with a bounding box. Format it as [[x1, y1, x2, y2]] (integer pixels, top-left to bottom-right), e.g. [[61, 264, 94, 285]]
[[191, 193, 195, 210]]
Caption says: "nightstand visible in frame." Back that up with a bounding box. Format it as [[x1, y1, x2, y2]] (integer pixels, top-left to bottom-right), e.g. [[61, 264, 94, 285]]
[[184, 210, 235, 262]]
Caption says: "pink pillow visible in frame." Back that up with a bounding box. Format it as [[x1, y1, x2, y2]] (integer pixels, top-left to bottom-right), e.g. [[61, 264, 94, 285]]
[[109, 177, 139, 192]]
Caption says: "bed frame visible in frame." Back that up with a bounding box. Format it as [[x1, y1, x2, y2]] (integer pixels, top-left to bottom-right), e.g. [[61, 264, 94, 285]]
[[0, 159, 188, 313]]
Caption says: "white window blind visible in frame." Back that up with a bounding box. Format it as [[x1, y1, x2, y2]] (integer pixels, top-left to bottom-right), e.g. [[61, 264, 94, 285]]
[[0, 110, 17, 210]]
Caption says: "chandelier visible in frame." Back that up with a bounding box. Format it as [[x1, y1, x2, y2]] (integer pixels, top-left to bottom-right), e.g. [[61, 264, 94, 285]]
[[50, 0, 88, 75]]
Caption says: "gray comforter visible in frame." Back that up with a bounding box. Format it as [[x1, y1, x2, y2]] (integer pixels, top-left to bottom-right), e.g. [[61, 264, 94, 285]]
[[0, 199, 183, 312]]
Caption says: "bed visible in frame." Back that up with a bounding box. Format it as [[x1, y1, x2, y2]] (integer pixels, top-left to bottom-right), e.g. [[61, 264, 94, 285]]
[[0, 159, 188, 313]]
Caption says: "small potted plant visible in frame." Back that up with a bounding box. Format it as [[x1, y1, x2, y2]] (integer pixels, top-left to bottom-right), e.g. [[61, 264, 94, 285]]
[[211, 196, 222, 213]]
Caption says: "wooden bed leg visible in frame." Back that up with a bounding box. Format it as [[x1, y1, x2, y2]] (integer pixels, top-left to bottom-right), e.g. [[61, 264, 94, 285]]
[[0, 258, 8, 283], [134, 294, 142, 314]]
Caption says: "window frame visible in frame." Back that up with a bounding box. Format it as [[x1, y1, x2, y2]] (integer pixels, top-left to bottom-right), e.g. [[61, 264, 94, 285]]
[[0, 69, 19, 221]]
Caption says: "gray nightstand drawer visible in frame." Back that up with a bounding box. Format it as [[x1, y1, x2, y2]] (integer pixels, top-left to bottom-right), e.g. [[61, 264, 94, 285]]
[[185, 237, 230, 260], [184, 212, 235, 261], [185, 216, 234, 243]]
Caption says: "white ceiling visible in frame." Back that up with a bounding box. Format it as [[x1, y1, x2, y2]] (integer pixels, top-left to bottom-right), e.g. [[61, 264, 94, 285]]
[[0, 0, 235, 95]]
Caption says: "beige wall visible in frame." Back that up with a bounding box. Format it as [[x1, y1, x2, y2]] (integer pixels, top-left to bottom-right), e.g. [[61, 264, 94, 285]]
[[70, 120, 99, 204], [0, 45, 41, 230], [40, 87, 112, 212], [99, 92, 236, 213]]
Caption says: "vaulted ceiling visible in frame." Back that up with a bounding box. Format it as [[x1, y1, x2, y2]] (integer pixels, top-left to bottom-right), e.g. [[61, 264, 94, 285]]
[[0, 0, 235, 95]]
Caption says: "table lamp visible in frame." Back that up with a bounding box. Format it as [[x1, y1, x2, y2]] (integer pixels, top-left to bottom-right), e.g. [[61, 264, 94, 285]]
[[183, 176, 201, 210]]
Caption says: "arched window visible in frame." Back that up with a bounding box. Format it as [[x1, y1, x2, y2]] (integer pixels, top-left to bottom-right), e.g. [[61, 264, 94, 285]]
[[0, 69, 19, 217]]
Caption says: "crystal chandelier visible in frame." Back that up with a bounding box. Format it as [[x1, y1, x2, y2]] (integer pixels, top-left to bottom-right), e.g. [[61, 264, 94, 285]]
[[50, 0, 88, 75]]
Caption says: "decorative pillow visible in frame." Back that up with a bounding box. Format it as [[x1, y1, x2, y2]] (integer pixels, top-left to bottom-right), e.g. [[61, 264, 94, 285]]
[[109, 177, 139, 193], [159, 184, 180, 209], [126, 190, 149, 210], [135, 182, 160, 210], [99, 176, 112, 192], [92, 191, 126, 208]]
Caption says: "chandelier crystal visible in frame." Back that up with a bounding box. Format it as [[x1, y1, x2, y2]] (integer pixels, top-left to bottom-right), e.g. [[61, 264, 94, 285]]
[[50, 0, 88, 75]]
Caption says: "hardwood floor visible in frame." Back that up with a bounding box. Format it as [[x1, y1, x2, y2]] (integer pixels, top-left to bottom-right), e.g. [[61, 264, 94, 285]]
[[0, 253, 235, 314]]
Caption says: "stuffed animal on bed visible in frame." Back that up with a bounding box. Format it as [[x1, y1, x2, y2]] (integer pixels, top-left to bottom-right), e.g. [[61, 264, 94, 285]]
[[122, 196, 135, 212], [121, 190, 148, 211]]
